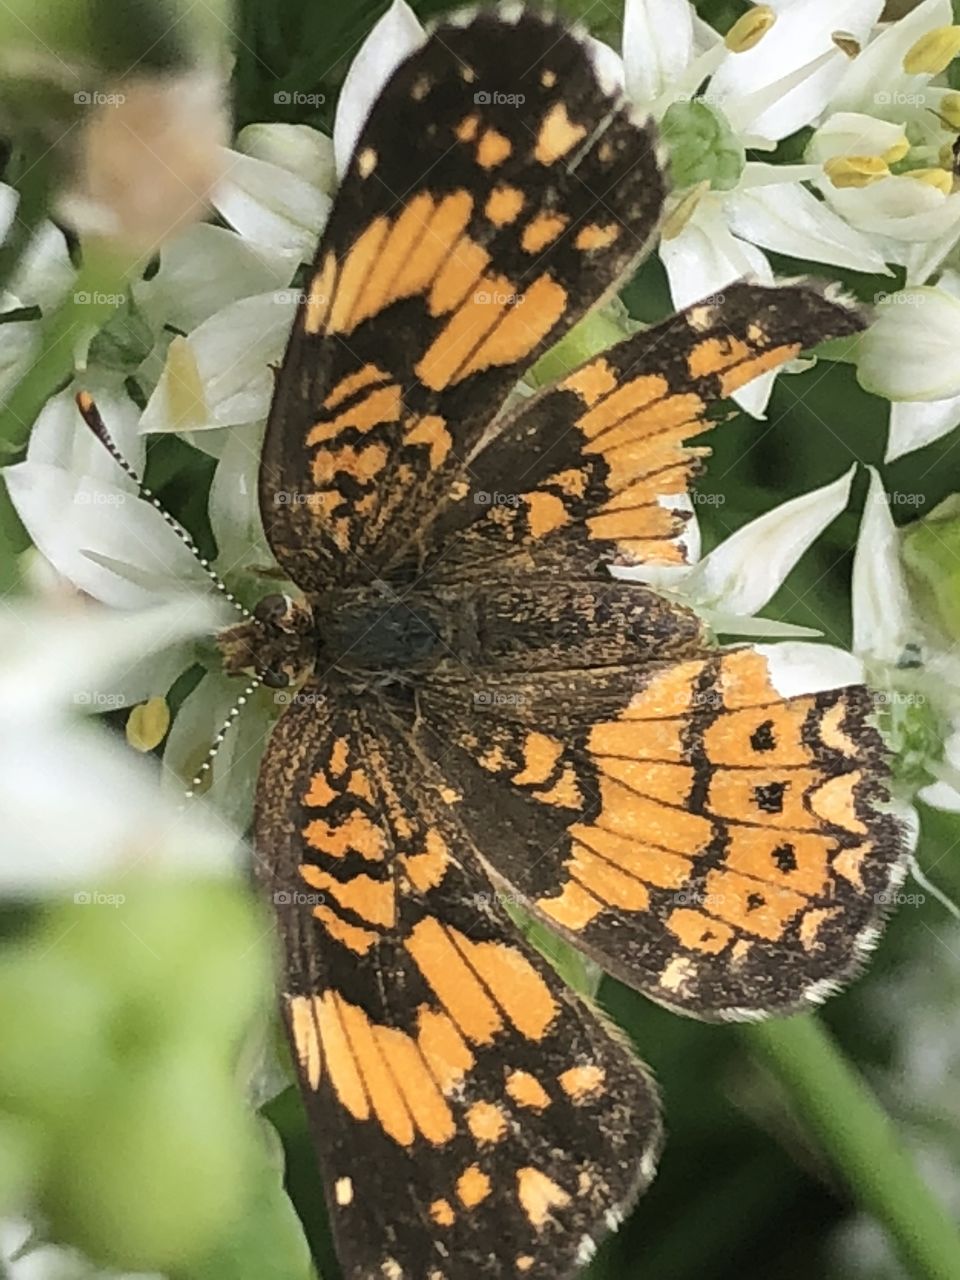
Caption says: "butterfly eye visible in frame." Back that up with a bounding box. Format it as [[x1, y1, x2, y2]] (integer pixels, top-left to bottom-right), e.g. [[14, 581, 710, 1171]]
[[254, 594, 289, 625], [261, 667, 290, 690]]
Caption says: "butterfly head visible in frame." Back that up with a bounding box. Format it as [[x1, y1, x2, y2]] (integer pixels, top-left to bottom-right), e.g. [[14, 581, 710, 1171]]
[[219, 592, 315, 690]]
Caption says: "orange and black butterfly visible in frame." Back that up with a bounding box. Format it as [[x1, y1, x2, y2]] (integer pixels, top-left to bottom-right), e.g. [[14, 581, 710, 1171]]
[[210, 10, 905, 1279]]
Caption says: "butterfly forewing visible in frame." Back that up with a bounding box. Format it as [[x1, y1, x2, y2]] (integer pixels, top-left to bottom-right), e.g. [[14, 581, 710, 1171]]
[[258, 10, 665, 591]]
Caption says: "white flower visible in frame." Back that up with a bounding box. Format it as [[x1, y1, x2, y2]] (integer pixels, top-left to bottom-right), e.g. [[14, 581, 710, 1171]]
[[618, 0, 887, 417], [625, 0, 884, 142], [213, 124, 333, 267], [0, 185, 73, 314], [1, 1217, 160, 1280], [0, 597, 242, 895], [851, 469, 960, 812], [618, 466, 856, 638], [810, 0, 960, 284], [856, 271, 960, 459]]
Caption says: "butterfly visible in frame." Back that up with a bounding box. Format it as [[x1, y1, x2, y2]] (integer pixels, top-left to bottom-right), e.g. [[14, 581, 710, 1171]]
[[210, 9, 906, 1279]]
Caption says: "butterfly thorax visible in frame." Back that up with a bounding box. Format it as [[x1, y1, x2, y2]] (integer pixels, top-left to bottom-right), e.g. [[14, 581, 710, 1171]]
[[317, 586, 454, 674]]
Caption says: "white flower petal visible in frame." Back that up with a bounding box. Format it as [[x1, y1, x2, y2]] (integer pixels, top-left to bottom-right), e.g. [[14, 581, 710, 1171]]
[[681, 466, 856, 616], [858, 288, 960, 402], [660, 197, 765, 306], [73, 640, 199, 712], [4, 461, 219, 608], [333, 0, 425, 179], [660, 200, 778, 416], [852, 467, 916, 662], [886, 395, 960, 461], [807, 111, 907, 162], [0, 319, 40, 401], [753, 639, 865, 696], [828, 0, 953, 114], [709, 0, 884, 140], [695, 613, 822, 639], [140, 291, 296, 434], [692, 13, 723, 56], [209, 423, 272, 576], [0, 724, 243, 893], [918, 733, 960, 811], [0, 184, 73, 314], [918, 779, 960, 812], [903, 221, 960, 287], [726, 174, 890, 273], [0, 599, 218, 725], [2, 1219, 165, 1280], [136, 223, 293, 333], [732, 366, 778, 419], [213, 148, 331, 261], [162, 670, 273, 833], [822, 176, 960, 243], [586, 37, 625, 95], [721, 47, 845, 141], [622, 0, 694, 104], [236, 122, 336, 192]]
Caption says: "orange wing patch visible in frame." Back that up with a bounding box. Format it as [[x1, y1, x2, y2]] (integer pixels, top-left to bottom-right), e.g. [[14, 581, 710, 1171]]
[[429, 282, 865, 579]]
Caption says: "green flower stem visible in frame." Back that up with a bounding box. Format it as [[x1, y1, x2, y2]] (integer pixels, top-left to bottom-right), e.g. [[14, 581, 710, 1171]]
[[0, 244, 130, 457], [741, 1013, 960, 1280]]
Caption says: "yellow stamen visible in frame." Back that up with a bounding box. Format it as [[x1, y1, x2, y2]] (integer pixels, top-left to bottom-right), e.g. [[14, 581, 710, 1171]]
[[126, 696, 171, 752], [661, 181, 710, 240], [163, 336, 208, 430], [823, 155, 890, 189], [903, 26, 960, 76], [939, 93, 960, 130], [904, 167, 953, 195], [882, 136, 910, 165], [725, 6, 776, 53]]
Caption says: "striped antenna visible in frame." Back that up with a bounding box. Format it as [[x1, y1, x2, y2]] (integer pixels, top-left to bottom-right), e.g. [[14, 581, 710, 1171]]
[[184, 675, 262, 800], [75, 391, 253, 620]]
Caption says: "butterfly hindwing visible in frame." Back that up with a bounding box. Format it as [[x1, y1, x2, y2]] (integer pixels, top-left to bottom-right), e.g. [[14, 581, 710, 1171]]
[[424, 281, 864, 579], [254, 689, 662, 1279], [258, 9, 665, 592], [419, 644, 905, 1018]]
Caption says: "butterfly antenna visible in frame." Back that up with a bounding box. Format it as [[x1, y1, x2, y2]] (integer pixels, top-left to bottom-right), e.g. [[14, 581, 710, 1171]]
[[76, 391, 254, 620], [184, 675, 262, 800]]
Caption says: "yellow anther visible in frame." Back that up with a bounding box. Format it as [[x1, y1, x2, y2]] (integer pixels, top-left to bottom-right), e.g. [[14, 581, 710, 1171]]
[[126, 696, 171, 752], [903, 26, 960, 76], [832, 32, 861, 58], [939, 93, 960, 131], [823, 155, 890, 188], [904, 167, 953, 194], [725, 6, 776, 53], [661, 181, 710, 239], [881, 136, 910, 165]]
